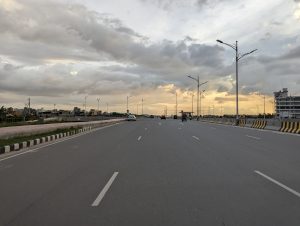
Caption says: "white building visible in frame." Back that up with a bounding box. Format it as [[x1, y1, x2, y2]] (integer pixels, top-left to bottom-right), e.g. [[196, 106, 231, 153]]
[[274, 88, 300, 119]]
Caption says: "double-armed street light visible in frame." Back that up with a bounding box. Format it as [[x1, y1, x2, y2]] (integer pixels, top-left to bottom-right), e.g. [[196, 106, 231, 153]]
[[216, 39, 257, 125], [187, 75, 208, 120]]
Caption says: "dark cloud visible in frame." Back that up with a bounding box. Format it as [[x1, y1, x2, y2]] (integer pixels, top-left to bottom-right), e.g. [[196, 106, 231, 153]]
[[0, 0, 299, 105]]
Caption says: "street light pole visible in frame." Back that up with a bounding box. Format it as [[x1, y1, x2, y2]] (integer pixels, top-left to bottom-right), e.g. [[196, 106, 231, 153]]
[[217, 39, 257, 125], [142, 98, 144, 115], [187, 75, 208, 120], [97, 98, 100, 111], [175, 92, 178, 116], [84, 96, 88, 117], [264, 95, 266, 120], [127, 96, 132, 114], [200, 90, 205, 116], [257, 93, 266, 119], [235, 41, 239, 123], [191, 93, 194, 115]]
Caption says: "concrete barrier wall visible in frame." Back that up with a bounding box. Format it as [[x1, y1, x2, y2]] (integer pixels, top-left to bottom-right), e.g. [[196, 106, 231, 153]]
[[199, 117, 299, 133]]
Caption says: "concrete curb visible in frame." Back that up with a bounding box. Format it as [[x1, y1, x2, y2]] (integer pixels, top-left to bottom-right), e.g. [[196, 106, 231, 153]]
[[0, 126, 94, 155]]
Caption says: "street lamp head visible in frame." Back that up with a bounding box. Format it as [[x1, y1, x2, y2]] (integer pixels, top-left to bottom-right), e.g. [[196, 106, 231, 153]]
[[250, 49, 258, 54], [216, 39, 223, 43]]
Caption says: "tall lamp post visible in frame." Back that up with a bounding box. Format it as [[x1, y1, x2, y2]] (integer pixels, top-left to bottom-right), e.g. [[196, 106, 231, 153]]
[[257, 93, 266, 119], [187, 75, 208, 120], [216, 39, 257, 125], [200, 90, 205, 116], [191, 93, 194, 115], [84, 96, 88, 117], [97, 98, 100, 112], [127, 96, 133, 114], [141, 98, 144, 115]]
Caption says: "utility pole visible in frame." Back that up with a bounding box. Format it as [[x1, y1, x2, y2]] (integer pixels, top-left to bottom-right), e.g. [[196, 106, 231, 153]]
[[106, 103, 108, 113]]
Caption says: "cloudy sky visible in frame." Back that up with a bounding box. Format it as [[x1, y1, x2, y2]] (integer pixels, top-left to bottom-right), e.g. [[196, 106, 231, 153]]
[[0, 0, 300, 115]]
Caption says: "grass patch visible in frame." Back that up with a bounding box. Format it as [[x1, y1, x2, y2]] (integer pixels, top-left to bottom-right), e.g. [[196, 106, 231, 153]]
[[0, 127, 81, 147]]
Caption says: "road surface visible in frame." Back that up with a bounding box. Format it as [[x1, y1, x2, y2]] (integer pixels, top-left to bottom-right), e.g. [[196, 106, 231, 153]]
[[0, 119, 299, 226]]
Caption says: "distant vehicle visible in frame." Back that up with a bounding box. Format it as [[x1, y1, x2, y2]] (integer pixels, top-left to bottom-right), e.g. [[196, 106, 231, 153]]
[[161, 115, 166, 120], [126, 114, 137, 121], [150, 115, 154, 118], [173, 115, 178, 119], [181, 113, 187, 122]]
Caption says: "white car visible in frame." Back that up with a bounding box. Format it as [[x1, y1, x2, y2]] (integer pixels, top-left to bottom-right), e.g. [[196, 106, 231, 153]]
[[126, 114, 137, 121]]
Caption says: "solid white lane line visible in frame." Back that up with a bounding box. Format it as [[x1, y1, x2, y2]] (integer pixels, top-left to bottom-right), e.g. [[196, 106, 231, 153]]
[[246, 135, 261, 140], [192, 136, 200, 140], [91, 172, 119, 207], [211, 127, 216, 130], [138, 136, 142, 141], [254, 170, 300, 198], [0, 123, 121, 163], [145, 128, 148, 130], [158, 122, 162, 126], [178, 128, 182, 130]]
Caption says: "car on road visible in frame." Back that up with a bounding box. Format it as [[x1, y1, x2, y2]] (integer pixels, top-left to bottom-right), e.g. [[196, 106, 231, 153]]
[[126, 114, 137, 121], [161, 115, 166, 119]]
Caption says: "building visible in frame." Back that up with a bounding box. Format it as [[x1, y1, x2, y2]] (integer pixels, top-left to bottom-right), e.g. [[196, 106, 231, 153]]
[[274, 88, 300, 119]]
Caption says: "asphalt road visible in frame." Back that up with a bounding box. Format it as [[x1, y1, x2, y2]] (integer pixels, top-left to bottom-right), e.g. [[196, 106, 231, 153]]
[[0, 119, 299, 226]]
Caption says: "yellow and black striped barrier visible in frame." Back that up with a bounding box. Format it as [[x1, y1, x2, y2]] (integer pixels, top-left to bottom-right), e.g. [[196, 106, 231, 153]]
[[251, 120, 267, 129], [279, 121, 300, 134], [238, 119, 246, 127]]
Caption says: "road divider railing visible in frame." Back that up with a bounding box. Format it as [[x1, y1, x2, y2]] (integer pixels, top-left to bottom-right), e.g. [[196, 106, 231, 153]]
[[251, 120, 267, 129], [279, 121, 300, 134]]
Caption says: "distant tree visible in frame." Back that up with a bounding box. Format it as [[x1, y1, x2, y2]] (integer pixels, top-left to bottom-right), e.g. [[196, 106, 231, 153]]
[[0, 106, 7, 121]]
